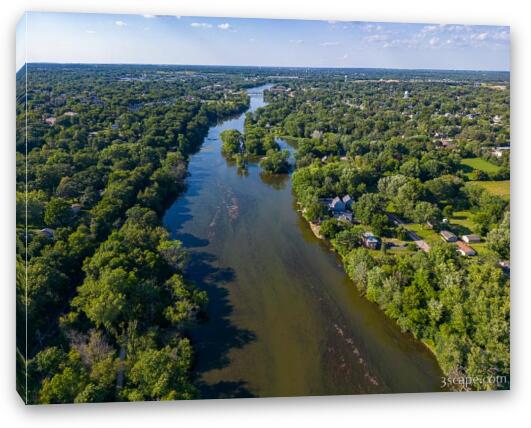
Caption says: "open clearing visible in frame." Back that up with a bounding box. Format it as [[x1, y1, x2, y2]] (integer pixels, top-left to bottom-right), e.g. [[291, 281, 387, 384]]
[[466, 180, 510, 199]]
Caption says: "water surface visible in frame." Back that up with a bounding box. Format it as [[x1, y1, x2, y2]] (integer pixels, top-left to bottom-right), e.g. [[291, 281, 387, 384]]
[[163, 85, 443, 398]]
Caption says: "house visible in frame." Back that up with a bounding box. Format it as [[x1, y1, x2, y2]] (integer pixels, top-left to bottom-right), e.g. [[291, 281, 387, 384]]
[[403, 90, 409, 99], [311, 130, 324, 139], [71, 203, 82, 214], [64, 111, 77, 117], [456, 241, 476, 257], [499, 260, 510, 274], [40, 228, 54, 238], [362, 232, 380, 250], [440, 230, 457, 242], [492, 115, 502, 124], [44, 117, 57, 126], [334, 212, 353, 223], [329, 197, 346, 213], [492, 146, 510, 158], [462, 234, 481, 244], [342, 195, 354, 210], [439, 138, 455, 148]]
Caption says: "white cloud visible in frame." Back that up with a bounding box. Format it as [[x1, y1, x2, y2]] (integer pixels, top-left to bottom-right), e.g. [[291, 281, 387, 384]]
[[319, 41, 340, 47], [218, 23, 232, 31], [249, 38, 256, 43], [190, 22, 213, 29], [429, 37, 440, 47], [85, 30, 96, 34], [364, 34, 389, 43], [362, 24, 383, 32], [493, 30, 510, 41], [143, 14, 156, 19], [289, 39, 303, 44], [421, 25, 439, 33], [382, 38, 419, 49], [115, 20, 127, 27], [473, 32, 489, 41], [446, 25, 472, 33]]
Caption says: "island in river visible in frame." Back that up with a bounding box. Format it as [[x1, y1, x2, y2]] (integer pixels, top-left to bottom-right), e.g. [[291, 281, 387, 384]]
[[163, 85, 444, 398]]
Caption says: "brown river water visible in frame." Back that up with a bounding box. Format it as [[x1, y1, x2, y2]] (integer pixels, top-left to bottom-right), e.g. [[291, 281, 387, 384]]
[[163, 85, 443, 398]]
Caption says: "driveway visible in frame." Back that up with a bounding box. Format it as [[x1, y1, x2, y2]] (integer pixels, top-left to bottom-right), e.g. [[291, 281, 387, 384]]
[[387, 213, 431, 252]]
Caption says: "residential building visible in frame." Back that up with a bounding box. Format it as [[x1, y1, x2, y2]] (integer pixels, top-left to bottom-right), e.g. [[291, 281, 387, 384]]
[[456, 241, 476, 257], [440, 230, 457, 242], [462, 234, 481, 244], [362, 232, 380, 250]]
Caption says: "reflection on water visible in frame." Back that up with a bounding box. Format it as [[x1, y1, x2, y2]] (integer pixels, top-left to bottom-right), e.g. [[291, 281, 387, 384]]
[[163, 85, 443, 399]]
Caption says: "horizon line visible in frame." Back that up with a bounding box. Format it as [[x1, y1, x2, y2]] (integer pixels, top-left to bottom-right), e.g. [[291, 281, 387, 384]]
[[17, 61, 510, 75]]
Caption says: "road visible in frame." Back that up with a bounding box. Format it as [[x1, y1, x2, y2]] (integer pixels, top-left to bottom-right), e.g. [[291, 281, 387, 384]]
[[387, 213, 431, 253]]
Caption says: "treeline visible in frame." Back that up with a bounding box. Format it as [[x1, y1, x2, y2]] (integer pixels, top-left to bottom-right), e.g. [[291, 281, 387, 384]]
[[16, 65, 250, 403], [344, 245, 509, 390]]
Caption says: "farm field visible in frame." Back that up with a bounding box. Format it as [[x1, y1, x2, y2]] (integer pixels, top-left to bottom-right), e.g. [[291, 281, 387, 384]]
[[468, 180, 510, 199]]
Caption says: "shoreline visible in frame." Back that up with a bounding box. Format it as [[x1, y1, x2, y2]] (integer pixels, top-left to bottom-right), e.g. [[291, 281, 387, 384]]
[[297, 202, 449, 384]]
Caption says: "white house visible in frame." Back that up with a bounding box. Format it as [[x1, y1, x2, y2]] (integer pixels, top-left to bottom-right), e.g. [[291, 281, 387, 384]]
[[492, 146, 510, 158]]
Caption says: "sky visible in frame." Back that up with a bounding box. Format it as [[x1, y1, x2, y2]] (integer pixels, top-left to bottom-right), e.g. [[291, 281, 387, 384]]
[[16, 12, 510, 72]]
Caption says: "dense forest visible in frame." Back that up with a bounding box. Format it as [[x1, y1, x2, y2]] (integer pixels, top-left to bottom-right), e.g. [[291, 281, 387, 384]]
[[16, 64, 254, 403], [17, 64, 510, 403]]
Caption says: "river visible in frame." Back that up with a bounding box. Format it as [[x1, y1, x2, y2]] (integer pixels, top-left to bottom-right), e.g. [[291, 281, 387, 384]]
[[163, 84, 443, 398]]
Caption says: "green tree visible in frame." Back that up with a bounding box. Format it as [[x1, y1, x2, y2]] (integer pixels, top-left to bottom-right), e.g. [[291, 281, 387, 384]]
[[486, 211, 510, 259], [123, 342, 196, 401], [44, 197, 74, 228]]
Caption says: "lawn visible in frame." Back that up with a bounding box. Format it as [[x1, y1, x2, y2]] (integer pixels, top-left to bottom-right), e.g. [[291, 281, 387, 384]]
[[446, 211, 495, 257], [450, 210, 476, 235], [460, 157, 501, 174], [467, 180, 510, 200], [407, 223, 442, 246]]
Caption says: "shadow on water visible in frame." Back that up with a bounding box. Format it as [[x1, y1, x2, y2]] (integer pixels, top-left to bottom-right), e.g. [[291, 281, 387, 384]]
[[175, 233, 210, 248], [259, 172, 290, 190], [197, 380, 256, 399], [185, 249, 257, 398]]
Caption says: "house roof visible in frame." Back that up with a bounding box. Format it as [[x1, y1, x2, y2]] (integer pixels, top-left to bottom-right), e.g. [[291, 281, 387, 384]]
[[462, 234, 481, 241], [330, 197, 344, 207], [40, 228, 54, 237], [440, 230, 456, 239], [456, 241, 476, 256], [362, 232, 378, 241]]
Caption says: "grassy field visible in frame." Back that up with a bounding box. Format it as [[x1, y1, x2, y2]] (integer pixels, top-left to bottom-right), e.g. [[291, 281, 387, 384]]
[[460, 157, 501, 174], [450, 210, 476, 234], [467, 180, 510, 199], [407, 223, 442, 246]]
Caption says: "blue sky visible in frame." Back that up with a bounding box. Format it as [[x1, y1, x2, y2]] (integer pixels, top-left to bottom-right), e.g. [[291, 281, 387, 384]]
[[16, 12, 510, 71]]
